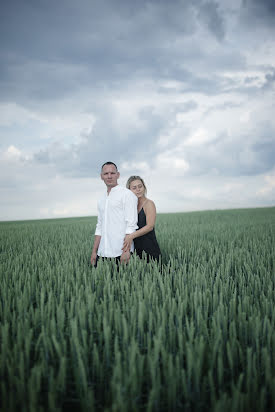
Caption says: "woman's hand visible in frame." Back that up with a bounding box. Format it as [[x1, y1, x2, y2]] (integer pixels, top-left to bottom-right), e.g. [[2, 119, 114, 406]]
[[123, 234, 133, 252]]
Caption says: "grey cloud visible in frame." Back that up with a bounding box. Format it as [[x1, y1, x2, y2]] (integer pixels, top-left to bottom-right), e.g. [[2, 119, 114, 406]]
[[0, 0, 196, 63], [252, 140, 275, 172], [244, 76, 260, 84], [243, 0, 275, 17], [176, 101, 198, 112], [184, 127, 275, 177], [0, 60, 88, 105], [32, 103, 172, 177], [204, 101, 241, 115], [197, 1, 225, 40], [241, 0, 275, 26], [157, 56, 246, 97], [34, 150, 51, 164], [262, 68, 275, 90], [31, 98, 275, 181]]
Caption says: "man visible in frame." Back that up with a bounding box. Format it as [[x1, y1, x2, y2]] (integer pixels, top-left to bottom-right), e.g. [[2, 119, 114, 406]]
[[91, 161, 138, 266]]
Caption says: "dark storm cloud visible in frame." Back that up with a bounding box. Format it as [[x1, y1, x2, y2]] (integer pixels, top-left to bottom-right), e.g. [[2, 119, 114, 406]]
[[241, 0, 275, 26], [243, 0, 275, 17], [1, 0, 273, 105], [0, 0, 234, 105], [0, 2, 193, 68]]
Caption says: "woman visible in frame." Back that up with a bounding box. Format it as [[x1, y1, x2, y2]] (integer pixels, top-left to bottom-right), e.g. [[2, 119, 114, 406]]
[[124, 176, 161, 262]]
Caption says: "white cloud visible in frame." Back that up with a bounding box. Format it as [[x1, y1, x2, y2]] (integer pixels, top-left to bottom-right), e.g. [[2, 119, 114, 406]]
[[5, 145, 22, 159], [221, 70, 267, 89], [0, 103, 41, 127], [121, 161, 150, 174], [257, 174, 275, 195], [222, 182, 244, 193], [155, 151, 189, 175], [184, 128, 213, 147]]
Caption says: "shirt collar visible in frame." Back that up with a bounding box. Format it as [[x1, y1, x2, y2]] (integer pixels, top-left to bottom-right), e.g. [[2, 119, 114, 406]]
[[106, 184, 120, 195]]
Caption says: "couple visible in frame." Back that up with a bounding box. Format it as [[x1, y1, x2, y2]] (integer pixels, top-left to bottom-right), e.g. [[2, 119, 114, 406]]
[[91, 161, 161, 266]]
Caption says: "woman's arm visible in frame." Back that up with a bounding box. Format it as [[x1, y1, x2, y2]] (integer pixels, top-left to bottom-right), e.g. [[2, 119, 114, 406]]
[[123, 200, 157, 251]]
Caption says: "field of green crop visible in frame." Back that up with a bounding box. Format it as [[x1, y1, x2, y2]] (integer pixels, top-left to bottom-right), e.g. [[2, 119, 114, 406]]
[[0, 207, 274, 411]]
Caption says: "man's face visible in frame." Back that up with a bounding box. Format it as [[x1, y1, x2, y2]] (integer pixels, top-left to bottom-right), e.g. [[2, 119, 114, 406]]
[[101, 164, 120, 188]]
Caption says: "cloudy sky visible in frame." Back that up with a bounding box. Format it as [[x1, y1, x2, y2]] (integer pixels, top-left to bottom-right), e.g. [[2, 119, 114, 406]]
[[1, 0, 275, 221]]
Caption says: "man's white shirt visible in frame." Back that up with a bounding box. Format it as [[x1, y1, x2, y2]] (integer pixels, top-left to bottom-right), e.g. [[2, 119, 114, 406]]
[[95, 185, 138, 257]]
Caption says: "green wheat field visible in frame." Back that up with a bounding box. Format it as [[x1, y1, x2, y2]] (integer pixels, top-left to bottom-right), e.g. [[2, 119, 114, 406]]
[[0, 207, 274, 411]]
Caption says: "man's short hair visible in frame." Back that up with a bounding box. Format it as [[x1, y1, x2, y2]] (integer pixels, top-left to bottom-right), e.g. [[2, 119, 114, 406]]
[[101, 161, 118, 171]]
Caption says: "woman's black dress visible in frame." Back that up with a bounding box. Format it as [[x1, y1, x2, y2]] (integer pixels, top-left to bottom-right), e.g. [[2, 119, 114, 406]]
[[134, 208, 161, 261]]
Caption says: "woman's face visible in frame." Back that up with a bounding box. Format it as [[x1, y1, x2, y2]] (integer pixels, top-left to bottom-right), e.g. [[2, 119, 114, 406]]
[[129, 179, 145, 198]]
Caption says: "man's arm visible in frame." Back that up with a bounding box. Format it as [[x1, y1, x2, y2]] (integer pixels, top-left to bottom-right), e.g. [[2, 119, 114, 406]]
[[91, 202, 102, 265], [120, 191, 138, 263], [91, 235, 101, 265], [124, 191, 138, 234]]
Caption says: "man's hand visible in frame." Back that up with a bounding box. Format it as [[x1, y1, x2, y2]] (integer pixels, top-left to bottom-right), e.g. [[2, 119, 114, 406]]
[[91, 235, 101, 266], [120, 250, 131, 264], [91, 251, 97, 266]]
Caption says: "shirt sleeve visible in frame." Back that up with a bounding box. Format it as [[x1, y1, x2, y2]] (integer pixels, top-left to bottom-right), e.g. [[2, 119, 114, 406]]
[[94, 202, 102, 236], [124, 190, 138, 234]]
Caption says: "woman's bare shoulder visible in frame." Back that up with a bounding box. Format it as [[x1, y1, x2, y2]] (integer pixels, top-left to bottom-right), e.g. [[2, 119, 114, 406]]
[[144, 198, 156, 211]]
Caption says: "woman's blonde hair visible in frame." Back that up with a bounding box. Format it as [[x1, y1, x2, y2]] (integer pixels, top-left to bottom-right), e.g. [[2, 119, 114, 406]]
[[126, 176, 147, 195]]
